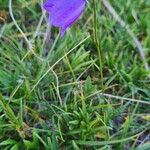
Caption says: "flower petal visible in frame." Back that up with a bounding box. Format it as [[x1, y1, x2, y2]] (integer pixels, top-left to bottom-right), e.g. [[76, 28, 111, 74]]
[[43, 0, 86, 36], [51, 0, 85, 27]]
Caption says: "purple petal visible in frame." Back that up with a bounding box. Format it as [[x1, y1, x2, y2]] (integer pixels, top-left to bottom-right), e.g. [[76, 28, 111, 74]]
[[43, 0, 86, 36], [51, 1, 85, 26], [43, 0, 65, 12], [60, 10, 83, 36]]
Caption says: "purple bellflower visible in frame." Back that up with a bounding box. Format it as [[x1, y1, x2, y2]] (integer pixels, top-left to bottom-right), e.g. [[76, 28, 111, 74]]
[[43, 0, 86, 36]]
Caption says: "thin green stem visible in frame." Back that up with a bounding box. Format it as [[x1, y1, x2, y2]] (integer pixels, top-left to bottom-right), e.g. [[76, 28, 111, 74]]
[[93, 0, 104, 89]]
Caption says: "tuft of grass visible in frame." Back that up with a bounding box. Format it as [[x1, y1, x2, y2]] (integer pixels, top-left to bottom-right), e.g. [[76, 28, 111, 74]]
[[0, 0, 150, 149]]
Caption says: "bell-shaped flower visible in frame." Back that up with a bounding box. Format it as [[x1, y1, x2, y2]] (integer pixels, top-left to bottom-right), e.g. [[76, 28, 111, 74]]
[[43, 0, 86, 36]]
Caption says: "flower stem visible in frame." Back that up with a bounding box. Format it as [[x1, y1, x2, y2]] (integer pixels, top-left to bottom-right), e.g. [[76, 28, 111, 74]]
[[93, 0, 104, 89]]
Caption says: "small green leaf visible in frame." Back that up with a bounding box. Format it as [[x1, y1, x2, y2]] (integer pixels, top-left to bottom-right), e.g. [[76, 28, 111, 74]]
[[0, 139, 16, 146]]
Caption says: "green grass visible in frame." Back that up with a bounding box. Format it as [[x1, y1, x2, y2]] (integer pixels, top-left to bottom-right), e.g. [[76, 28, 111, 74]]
[[0, 0, 150, 149]]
